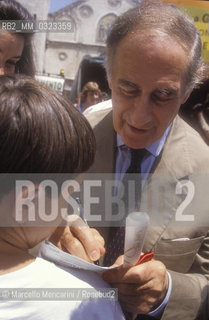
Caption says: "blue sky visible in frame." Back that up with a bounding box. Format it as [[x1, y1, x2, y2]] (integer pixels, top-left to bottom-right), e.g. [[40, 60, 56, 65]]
[[49, 0, 77, 13], [49, 0, 141, 13]]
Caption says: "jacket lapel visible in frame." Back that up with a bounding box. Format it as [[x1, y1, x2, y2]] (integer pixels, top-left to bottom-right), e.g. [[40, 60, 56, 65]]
[[142, 116, 192, 251]]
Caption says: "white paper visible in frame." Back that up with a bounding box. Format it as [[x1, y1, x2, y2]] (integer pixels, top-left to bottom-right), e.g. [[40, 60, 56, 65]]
[[40, 212, 149, 271], [39, 240, 117, 273]]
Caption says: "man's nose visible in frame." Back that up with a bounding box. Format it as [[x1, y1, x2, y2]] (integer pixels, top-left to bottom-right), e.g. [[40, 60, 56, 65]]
[[133, 95, 152, 122], [134, 95, 151, 112]]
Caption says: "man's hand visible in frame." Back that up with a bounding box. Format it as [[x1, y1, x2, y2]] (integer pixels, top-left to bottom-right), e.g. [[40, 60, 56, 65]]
[[49, 215, 105, 262], [102, 256, 169, 314]]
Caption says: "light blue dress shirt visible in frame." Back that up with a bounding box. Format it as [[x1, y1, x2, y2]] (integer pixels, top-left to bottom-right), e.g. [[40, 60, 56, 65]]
[[115, 125, 171, 177]]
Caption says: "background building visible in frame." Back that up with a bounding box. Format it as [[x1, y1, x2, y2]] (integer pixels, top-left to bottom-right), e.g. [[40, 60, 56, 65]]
[[45, 0, 140, 94], [16, 0, 140, 96]]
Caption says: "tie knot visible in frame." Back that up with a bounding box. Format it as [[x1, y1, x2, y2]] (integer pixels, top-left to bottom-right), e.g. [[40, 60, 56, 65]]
[[131, 148, 146, 159]]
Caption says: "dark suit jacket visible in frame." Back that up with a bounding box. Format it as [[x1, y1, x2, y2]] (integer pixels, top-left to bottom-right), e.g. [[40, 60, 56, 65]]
[[86, 103, 209, 320]]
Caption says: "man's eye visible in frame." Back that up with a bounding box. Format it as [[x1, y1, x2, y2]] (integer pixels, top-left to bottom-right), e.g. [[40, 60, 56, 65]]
[[7, 60, 17, 66], [120, 87, 137, 97], [152, 90, 173, 102]]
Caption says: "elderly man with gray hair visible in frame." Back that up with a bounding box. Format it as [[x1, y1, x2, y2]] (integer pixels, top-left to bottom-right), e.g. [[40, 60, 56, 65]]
[[51, 2, 209, 319]]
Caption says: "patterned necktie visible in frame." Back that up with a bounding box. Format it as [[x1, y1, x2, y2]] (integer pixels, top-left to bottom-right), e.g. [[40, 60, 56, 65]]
[[104, 148, 146, 266], [124, 148, 147, 212]]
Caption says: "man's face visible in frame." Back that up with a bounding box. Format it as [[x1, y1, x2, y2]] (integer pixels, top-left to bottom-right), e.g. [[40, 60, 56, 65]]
[[109, 32, 191, 149]]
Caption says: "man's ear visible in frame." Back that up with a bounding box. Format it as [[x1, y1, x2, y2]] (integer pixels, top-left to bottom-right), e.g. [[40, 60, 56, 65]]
[[108, 77, 112, 90]]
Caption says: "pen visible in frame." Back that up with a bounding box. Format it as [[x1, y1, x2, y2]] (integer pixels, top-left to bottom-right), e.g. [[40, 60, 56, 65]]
[[75, 197, 87, 223], [75, 197, 99, 265]]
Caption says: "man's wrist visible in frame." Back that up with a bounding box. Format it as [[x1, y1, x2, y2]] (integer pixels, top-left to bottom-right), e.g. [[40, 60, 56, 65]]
[[135, 270, 172, 320], [148, 270, 172, 318]]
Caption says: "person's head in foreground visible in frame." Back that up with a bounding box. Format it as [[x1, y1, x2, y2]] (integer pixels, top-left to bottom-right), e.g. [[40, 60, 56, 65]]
[[0, 72, 94, 255], [0, 74, 125, 319], [0, 0, 35, 76], [0, 73, 95, 248], [106, 0, 204, 149]]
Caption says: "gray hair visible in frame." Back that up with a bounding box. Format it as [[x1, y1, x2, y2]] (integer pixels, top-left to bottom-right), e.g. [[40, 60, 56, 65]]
[[106, 1, 204, 89]]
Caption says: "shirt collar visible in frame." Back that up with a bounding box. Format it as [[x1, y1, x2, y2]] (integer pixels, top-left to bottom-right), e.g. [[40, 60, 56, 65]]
[[116, 124, 172, 157]]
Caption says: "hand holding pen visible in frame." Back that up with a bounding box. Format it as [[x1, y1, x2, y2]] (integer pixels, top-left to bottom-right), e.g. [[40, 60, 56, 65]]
[[49, 198, 105, 263], [103, 213, 168, 316]]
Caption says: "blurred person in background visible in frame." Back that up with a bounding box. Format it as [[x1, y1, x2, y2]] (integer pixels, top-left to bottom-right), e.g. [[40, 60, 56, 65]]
[[78, 81, 101, 112], [180, 72, 209, 145], [100, 91, 110, 102]]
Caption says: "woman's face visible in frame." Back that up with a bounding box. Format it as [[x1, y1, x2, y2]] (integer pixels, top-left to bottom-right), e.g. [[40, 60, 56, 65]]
[[0, 32, 24, 75]]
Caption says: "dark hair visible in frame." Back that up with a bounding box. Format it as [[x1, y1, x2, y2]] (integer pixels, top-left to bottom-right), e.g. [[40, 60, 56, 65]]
[[0, 75, 96, 174], [0, 0, 35, 76], [106, 1, 204, 88], [99, 91, 109, 102]]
